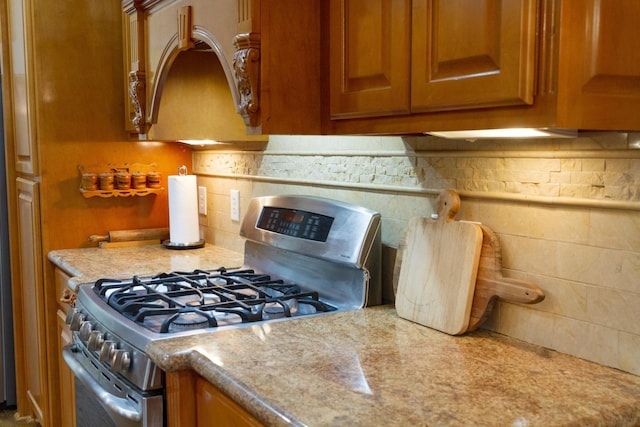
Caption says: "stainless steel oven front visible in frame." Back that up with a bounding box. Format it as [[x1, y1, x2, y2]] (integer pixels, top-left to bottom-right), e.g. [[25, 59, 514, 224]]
[[62, 314, 164, 427]]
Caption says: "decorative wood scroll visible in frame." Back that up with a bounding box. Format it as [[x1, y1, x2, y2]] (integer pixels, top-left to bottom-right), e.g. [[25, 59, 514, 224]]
[[233, 33, 260, 127], [124, 0, 148, 135], [128, 70, 149, 134]]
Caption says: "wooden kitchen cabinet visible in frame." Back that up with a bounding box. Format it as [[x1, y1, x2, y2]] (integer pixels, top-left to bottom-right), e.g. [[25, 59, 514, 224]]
[[1, 0, 134, 425], [121, 0, 322, 139], [330, 0, 536, 119], [328, 0, 640, 134], [54, 268, 75, 427], [166, 370, 264, 427]]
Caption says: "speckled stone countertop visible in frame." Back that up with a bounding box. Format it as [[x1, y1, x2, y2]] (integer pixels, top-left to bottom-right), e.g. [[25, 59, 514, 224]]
[[49, 246, 640, 426], [48, 244, 244, 291], [148, 305, 640, 427]]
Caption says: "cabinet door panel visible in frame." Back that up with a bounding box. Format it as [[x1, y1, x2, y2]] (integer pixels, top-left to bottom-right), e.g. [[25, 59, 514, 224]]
[[15, 178, 45, 422], [411, 0, 537, 112], [196, 377, 262, 427], [8, 0, 38, 175], [558, 0, 640, 129], [330, 0, 411, 118]]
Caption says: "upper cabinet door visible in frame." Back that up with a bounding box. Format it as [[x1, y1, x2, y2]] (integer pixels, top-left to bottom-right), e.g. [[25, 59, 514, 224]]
[[329, 0, 412, 119], [557, 0, 640, 130], [411, 0, 538, 112], [8, 0, 38, 175]]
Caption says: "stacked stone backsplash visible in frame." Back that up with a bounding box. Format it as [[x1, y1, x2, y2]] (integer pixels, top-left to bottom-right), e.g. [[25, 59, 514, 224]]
[[193, 132, 640, 376]]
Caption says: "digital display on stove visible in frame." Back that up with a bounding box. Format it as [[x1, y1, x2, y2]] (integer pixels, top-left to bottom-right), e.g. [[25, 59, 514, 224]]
[[257, 207, 334, 242]]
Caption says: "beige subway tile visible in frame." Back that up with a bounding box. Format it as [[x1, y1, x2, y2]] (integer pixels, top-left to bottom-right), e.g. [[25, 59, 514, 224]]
[[494, 302, 555, 348], [524, 274, 588, 321], [516, 170, 550, 184], [559, 183, 592, 198], [551, 317, 619, 367], [586, 286, 640, 335], [605, 158, 631, 173], [211, 193, 229, 216], [557, 242, 639, 292], [604, 171, 633, 187], [506, 158, 561, 172], [570, 171, 597, 185], [618, 332, 640, 376], [526, 205, 589, 243], [581, 158, 606, 172], [549, 171, 571, 184], [590, 209, 640, 251], [460, 200, 529, 236], [589, 186, 605, 199], [561, 159, 582, 172], [499, 234, 558, 276], [603, 185, 629, 200], [550, 315, 589, 357], [535, 183, 561, 197]]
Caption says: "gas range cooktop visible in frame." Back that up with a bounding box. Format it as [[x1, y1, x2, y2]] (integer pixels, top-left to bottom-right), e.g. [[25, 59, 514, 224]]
[[92, 268, 338, 334]]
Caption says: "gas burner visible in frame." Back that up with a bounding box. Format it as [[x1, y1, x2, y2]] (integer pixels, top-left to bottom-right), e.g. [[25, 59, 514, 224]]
[[164, 309, 217, 332]]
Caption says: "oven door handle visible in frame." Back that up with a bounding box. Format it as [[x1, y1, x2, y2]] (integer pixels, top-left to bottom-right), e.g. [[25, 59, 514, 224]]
[[62, 344, 143, 422]]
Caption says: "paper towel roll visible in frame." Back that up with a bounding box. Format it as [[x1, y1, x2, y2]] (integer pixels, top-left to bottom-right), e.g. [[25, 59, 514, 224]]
[[168, 173, 200, 245]]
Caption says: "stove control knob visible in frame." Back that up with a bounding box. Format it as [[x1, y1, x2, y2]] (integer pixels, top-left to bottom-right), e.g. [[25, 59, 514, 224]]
[[87, 331, 104, 351], [69, 312, 86, 331], [64, 308, 79, 325], [111, 350, 131, 372], [99, 340, 117, 363], [78, 321, 93, 341]]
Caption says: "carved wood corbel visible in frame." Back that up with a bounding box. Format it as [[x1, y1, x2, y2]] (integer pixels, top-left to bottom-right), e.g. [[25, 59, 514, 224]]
[[233, 33, 260, 127], [129, 70, 149, 134]]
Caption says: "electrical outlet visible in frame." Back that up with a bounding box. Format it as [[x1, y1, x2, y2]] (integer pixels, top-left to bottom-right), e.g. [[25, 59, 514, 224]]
[[230, 189, 240, 221], [198, 186, 207, 216]]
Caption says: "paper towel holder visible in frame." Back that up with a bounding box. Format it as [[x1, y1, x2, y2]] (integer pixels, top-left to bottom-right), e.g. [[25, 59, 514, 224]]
[[163, 164, 206, 250]]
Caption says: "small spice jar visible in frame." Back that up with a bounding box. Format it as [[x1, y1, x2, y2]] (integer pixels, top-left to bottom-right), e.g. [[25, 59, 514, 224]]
[[115, 172, 131, 190], [131, 172, 147, 189], [146, 172, 162, 189], [81, 173, 98, 191], [98, 173, 114, 191]]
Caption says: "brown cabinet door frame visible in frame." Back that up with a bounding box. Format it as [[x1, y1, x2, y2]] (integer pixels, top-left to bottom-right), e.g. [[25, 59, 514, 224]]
[[330, 0, 412, 119], [411, 0, 538, 112]]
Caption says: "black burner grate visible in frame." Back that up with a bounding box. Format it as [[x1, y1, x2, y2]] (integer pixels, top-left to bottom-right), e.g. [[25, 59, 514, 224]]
[[93, 269, 337, 333]]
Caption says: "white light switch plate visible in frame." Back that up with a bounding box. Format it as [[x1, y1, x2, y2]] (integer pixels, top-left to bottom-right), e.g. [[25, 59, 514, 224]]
[[230, 189, 240, 221], [198, 186, 207, 215]]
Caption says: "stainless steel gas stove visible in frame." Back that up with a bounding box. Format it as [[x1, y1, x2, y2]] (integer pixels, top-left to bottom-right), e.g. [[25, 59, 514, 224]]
[[63, 195, 381, 427]]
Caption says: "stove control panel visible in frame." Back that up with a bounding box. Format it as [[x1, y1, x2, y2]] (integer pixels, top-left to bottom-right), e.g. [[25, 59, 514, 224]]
[[65, 307, 161, 390], [67, 309, 130, 372], [257, 206, 334, 242]]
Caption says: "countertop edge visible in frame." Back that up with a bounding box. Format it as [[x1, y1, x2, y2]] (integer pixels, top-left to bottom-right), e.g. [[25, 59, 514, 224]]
[[147, 306, 640, 427]]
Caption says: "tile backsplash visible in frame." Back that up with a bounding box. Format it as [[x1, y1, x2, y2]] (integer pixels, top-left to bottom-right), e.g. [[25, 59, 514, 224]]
[[193, 132, 640, 376]]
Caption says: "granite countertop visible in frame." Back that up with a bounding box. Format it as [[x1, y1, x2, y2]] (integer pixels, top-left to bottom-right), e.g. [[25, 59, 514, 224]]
[[48, 244, 244, 291], [148, 305, 640, 427], [48, 246, 640, 426]]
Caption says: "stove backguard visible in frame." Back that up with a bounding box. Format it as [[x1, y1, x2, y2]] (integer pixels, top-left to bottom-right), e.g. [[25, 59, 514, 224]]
[[240, 195, 382, 307]]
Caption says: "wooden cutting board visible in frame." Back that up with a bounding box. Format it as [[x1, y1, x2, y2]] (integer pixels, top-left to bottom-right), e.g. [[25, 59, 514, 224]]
[[466, 224, 545, 331], [395, 190, 483, 335], [88, 227, 170, 243], [393, 201, 546, 333]]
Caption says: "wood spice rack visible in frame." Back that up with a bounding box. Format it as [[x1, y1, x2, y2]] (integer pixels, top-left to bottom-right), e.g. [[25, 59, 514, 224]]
[[78, 163, 164, 198]]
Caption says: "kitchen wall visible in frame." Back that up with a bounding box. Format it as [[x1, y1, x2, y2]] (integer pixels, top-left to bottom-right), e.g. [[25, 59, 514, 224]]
[[192, 132, 640, 376]]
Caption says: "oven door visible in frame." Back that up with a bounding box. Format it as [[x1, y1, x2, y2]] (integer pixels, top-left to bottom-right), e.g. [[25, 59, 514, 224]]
[[63, 344, 164, 427]]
